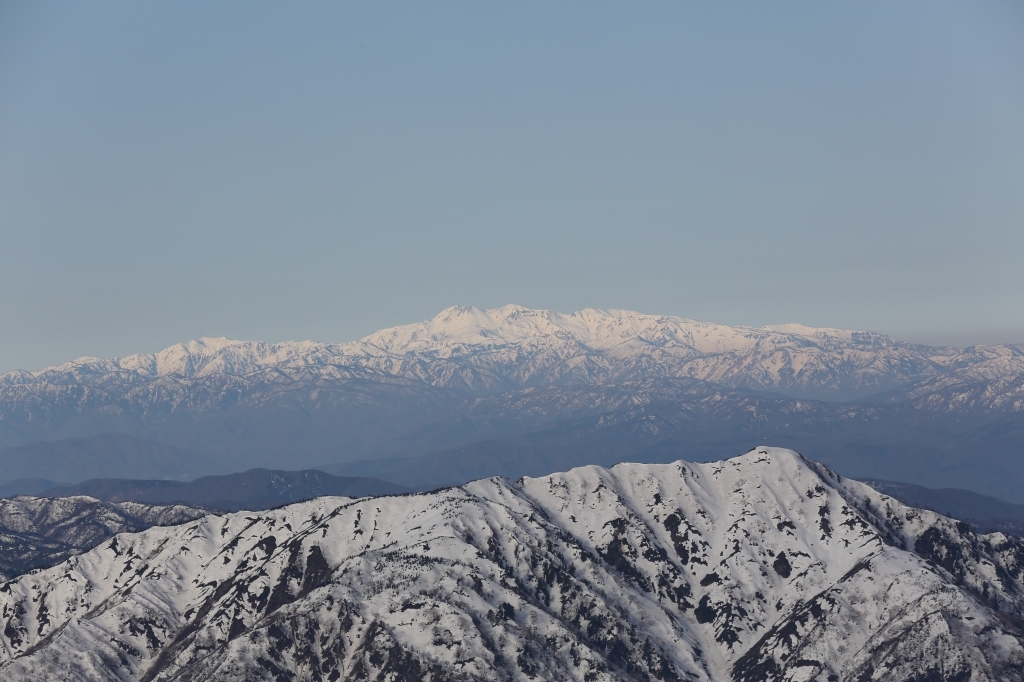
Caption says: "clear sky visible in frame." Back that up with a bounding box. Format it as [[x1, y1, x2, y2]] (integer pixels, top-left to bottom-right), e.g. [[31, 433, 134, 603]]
[[1, 2, 1022, 373]]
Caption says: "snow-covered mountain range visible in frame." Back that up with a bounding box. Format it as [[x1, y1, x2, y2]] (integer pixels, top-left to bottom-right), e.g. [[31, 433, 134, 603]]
[[6, 305, 1019, 399], [2, 448, 1022, 681], [1, 305, 1022, 496]]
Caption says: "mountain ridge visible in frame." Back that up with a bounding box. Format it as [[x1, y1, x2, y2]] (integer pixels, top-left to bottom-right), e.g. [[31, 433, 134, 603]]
[[1, 447, 1022, 680], [7, 305, 1017, 399]]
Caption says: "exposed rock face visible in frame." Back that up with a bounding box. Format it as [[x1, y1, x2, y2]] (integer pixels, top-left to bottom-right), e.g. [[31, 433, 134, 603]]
[[0, 496, 209, 579], [1, 448, 1022, 680]]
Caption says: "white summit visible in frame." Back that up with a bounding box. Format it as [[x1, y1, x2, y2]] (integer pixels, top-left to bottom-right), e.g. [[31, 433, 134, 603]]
[[7, 305, 1003, 399]]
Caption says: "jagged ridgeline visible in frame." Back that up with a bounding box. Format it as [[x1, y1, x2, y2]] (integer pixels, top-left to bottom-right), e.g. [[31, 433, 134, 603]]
[[2, 448, 1022, 681]]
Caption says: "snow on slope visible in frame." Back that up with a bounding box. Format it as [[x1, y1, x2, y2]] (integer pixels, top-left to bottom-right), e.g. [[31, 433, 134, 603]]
[[362, 305, 868, 354], [1, 448, 1022, 681], [0, 496, 209, 579], [2, 305, 1000, 399], [878, 352, 1024, 414]]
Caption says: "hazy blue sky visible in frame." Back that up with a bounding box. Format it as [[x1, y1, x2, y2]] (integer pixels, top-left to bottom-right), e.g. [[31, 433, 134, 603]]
[[1, 2, 1022, 372]]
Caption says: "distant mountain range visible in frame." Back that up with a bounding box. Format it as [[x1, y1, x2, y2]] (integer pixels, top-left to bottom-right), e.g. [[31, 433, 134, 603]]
[[39, 468, 409, 511], [3, 449, 1024, 680], [860, 478, 1024, 536], [1, 305, 1022, 499], [0, 433, 224, 484]]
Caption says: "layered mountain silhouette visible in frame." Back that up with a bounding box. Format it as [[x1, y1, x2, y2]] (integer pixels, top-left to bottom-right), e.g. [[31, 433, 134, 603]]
[[1, 306, 1022, 499], [0, 433, 227, 483], [40, 468, 409, 511], [861, 478, 1024, 535]]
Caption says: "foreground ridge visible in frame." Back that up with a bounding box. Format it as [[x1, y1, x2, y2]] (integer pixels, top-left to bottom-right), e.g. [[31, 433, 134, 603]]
[[1, 447, 1022, 681]]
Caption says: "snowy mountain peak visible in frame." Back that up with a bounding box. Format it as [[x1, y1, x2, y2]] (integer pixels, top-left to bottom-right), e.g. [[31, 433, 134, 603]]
[[3, 306, 898, 382], [760, 322, 858, 341], [357, 305, 881, 356], [2, 447, 1022, 680], [117, 337, 262, 377], [1, 306, 1018, 402]]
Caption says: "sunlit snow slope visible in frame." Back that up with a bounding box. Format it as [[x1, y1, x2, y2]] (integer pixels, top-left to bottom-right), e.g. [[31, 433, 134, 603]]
[[2, 448, 1022, 681], [8, 304, 1012, 399]]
